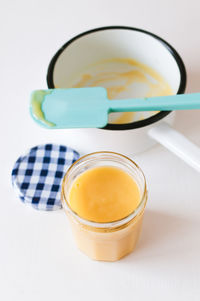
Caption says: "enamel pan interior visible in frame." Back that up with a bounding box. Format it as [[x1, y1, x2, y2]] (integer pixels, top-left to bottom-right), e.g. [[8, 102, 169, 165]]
[[47, 26, 187, 131]]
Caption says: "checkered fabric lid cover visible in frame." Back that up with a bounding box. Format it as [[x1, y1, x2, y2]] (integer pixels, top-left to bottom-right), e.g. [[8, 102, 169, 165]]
[[11, 144, 80, 210]]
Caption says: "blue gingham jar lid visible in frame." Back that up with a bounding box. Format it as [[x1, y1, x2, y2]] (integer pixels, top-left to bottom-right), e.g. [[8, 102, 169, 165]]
[[11, 144, 80, 211]]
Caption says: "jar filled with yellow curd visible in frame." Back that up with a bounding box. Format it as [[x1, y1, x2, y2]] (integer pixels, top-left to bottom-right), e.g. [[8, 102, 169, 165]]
[[61, 152, 147, 261]]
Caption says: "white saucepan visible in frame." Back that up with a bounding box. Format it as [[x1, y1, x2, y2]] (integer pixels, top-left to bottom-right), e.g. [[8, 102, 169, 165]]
[[47, 26, 200, 172]]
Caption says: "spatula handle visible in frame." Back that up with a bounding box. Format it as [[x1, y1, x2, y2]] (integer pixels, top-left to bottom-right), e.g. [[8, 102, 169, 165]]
[[109, 93, 200, 112]]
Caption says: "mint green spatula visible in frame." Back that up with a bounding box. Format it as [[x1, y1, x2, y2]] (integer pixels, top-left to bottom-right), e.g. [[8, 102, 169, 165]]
[[30, 88, 200, 129]]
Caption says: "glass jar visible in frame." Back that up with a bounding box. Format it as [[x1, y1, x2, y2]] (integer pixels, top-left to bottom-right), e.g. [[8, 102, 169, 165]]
[[61, 151, 147, 261]]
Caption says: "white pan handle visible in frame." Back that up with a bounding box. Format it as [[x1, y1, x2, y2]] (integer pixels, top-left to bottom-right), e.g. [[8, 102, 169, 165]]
[[148, 122, 200, 172]]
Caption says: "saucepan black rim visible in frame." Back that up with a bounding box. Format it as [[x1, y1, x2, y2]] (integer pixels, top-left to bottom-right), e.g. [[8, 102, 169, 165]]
[[47, 25, 187, 131]]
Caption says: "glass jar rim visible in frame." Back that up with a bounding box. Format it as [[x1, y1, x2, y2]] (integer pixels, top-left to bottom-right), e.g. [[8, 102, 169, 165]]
[[61, 151, 148, 229]]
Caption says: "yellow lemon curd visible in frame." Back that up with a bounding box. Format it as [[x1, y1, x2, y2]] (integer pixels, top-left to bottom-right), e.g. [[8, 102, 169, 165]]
[[68, 166, 140, 223]]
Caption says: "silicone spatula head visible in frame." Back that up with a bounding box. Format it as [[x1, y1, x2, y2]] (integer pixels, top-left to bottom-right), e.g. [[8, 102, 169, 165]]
[[30, 87, 110, 129], [30, 88, 200, 129]]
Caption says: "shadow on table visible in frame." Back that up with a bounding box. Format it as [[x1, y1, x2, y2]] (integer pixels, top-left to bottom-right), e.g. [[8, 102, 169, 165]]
[[120, 209, 199, 272], [137, 209, 186, 252], [119, 209, 191, 264]]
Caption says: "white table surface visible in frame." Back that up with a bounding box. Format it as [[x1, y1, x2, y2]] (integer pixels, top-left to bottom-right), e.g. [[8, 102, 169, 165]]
[[1, 0, 200, 300]]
